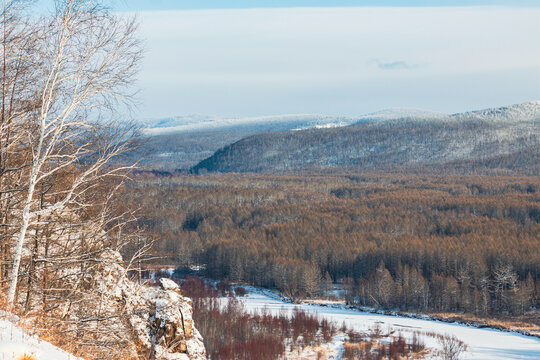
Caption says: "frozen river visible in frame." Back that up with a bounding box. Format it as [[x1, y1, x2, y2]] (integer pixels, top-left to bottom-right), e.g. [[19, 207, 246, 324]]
[[235, 287, 540, 360]]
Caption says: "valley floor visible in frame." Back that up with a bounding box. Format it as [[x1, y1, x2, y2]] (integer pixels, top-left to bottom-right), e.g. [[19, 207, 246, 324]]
[[233, 286, 540, 360]]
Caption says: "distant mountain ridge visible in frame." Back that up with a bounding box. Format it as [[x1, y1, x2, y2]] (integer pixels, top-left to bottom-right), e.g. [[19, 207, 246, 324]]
[[354, 108, 446, 122], [136, 108, 448, 170], [141, 108, 445, 136], [450, 100, 540, 122], [190, 101, 539, 175]]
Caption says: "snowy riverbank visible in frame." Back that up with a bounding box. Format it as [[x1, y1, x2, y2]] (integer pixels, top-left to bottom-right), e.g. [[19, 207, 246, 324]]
[[233, 285, 540, 360]]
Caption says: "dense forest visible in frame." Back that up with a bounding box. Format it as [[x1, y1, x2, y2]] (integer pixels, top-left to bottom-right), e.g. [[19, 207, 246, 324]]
[[124, 173, 540, 318]]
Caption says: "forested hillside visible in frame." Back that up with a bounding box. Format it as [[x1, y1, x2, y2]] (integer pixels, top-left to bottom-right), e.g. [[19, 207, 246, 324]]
[[191, 101, 539, 175], [128, 130, 252, 170], [134, 109, 443, 171], [125, 173, 540, 317]]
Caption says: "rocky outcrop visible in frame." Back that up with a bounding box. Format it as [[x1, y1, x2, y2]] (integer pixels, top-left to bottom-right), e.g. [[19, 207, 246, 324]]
[[73, 250, 206, 360], [128, 278, 206, 360]]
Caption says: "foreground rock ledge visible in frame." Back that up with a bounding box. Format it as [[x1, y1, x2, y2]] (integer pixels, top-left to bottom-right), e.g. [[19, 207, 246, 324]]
[[90, 251, 206, 360], [125, 278, 206, 360]]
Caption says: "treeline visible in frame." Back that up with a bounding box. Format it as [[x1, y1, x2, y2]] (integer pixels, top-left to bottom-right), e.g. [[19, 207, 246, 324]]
[[125, 173, 540, 316], [348, 260, 534, 316]]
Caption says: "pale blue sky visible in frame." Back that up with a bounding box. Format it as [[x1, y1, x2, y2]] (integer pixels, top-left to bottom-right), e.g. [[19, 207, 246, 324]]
[[35, 1, 540, 119], [131, 1, 538, 10], [88, 1, 540, 11], [35, 1, 540, 13]]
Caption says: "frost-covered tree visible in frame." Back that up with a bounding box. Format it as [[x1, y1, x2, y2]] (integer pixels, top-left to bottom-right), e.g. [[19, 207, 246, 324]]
[[0, 0, 142, 308], [373, 260, 394, 308]]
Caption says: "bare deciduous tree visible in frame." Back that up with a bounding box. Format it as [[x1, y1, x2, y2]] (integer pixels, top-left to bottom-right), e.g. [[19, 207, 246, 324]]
[[0, 0, 40, 285], [438, 334, 467, 360], [1, 0, 142, 307]]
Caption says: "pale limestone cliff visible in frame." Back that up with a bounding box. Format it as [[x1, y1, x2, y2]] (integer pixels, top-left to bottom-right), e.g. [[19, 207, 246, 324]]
[[77, 251, 206, 360]]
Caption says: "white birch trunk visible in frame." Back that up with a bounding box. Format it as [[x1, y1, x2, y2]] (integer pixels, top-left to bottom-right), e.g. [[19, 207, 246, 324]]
[[7, 200, 31, 305]]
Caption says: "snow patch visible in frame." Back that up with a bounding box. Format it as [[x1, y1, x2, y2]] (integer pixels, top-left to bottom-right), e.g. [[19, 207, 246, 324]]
[[0, 317, 82, 360], [237, 286, 540, 360]]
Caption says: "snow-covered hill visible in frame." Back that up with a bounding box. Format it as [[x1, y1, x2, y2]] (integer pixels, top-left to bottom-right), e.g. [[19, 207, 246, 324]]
[[141, 102, 539, 137], [191, 101, 540, 174], [142, 114, 356, 136], [133, 101, 538, 172], [451, 100, 540, 123], [0, 314, 81, 360], [141, 108, 445, 136], [354, 108, 446, 122]]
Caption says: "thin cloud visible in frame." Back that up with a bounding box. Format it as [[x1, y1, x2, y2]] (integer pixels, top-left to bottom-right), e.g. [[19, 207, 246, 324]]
[[136, 7, 540, 118], [375, 60, 419, 70]]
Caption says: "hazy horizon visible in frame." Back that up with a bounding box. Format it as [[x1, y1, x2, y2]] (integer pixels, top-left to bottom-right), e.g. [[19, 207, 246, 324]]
[[37, 1, 540, 120], [140, 100, 540, 123]]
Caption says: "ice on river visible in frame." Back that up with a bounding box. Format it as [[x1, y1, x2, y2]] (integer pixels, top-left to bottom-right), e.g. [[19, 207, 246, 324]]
[[233, 286, 540, 360]]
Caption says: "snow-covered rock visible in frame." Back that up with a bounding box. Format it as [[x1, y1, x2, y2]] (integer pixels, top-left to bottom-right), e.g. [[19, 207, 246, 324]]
[[25, 247, 209, 360], [83, 251, 206, 360], [1, 280, 208, 360], [159, 278, 181, 291], [128, 278, 205, 360]]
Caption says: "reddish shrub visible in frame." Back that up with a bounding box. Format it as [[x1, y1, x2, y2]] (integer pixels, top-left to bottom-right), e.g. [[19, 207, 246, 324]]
[[184, 276, 349, 360], [234, 286, 247, 297], [216, 278, 232, 296]]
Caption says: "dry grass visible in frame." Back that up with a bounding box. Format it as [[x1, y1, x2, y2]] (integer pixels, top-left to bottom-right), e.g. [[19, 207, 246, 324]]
[[428, 311, 540, 336], [0, 289, 139, 360], [17, 354, 37, 360]]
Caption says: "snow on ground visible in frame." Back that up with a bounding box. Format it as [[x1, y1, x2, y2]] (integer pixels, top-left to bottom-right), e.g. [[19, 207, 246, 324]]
[[235, 286, 540, 360], [0, 316, 81, 360], [285, 338, 343, 360]]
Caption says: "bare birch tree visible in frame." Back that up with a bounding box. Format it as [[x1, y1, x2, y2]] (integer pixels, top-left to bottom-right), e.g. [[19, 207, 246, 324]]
[[0, 0, 41, 286], [3, 0, 142, 307]]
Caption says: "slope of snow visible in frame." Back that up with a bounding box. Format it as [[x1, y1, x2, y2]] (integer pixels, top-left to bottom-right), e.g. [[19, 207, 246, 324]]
[[235, 287, 540, 360], [451, 100, 540, 123], [140, 101, 539, 137], [0, 315, 81, 360], [141, 101, 540, 137], [142, 114, 359, 136], [141, 108, 446, 136], [354, 108, 446, 122]]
